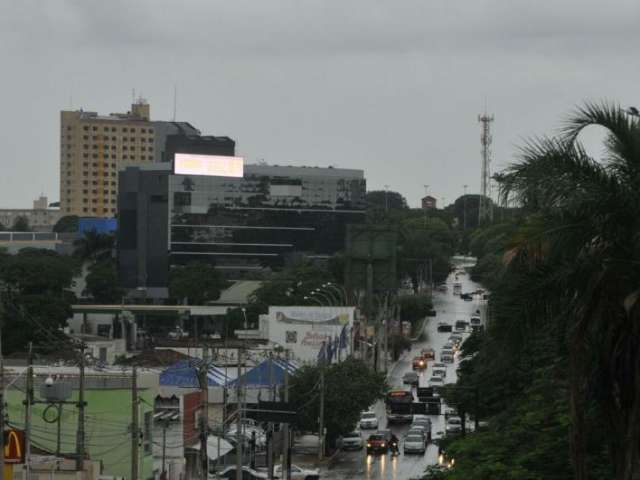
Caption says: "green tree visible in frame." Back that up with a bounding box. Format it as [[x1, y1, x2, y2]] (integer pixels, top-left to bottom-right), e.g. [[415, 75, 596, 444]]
[[53, 215, 79, 233], [289, 358, 387, 451], [84, 260, 124, 303], [73, 231, 115, 261], [0, 249, 77, 354], [496, 102, 640, 480], [11, 215, 30, 232], [366, 190, 408, 210], [168, 262, 225, 305]]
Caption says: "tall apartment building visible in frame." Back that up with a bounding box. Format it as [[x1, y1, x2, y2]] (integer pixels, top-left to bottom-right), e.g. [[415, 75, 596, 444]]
[[60, 100, 199, 217]]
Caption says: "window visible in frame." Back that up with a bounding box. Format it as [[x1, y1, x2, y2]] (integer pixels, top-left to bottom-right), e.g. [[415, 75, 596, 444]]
[[92, 163, 98, 167], [123, 155, 128, 159], [111, 127, 116, 132], [83, 180, 88, 185], [92, 145, 97, 149], [83, 199, 88, 203], [92, 136, 97, 140], [104, 126, 109, 131], [148, 156, 153, 160], [83, 171, 88, 176], [111, 189, 116, 194], [92, 126, 97, 131], [92, 208, 96, 212], [92, 199, 97, 203], [83, 153, 89, 158], [83, 135, 89, 140], [92, 190, 97, 194], [83, 126, 89, 131], [122, 127, 128, 132], [83, 162, 89, 167], [83, 189, 88, 194], [92, 154, 98, 158], [111, 199, 116, 204], [103, 181, 109, 186], [83, 208, 88, 212], [123, 146, 128, 151], [92, 181, 98, 185], [67, 126, 72, 131], [83, 144, 88, 149]]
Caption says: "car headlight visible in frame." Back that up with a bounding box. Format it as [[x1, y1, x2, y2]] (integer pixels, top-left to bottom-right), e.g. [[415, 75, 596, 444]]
[[381, 443, 385, 447], [367, 443, 371, 447]]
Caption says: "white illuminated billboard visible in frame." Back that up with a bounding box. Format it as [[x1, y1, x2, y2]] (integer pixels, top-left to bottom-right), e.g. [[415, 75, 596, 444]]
[[174, 153, 244, 177]]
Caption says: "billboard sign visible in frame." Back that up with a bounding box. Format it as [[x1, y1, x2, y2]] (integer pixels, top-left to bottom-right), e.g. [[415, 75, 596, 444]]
[[174, 153, 244, 177], [267, 306, 355, 364], [4, 429, 25, 464]]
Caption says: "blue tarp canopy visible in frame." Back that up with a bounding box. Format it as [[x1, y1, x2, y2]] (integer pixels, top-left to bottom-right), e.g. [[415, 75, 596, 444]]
[[229, 358, 298, 387], [160, 359, 231, 387]]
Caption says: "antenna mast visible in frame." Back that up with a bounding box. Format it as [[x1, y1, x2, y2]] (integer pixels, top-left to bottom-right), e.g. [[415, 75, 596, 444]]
[[172, 84, 177, 121], [478, 110, 494, 225]]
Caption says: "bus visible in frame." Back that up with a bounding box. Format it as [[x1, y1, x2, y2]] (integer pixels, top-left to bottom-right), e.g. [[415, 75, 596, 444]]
[[385, 390, 414, 424]]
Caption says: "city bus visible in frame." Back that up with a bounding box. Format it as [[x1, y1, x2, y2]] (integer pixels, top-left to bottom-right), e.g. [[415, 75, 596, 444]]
[[385, 389, 414, 424]]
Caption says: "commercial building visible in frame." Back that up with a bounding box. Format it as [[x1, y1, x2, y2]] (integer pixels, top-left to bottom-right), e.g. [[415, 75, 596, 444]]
[[421, 195, 437, 210], [0, 196, 61, 231], [117, 154, 366, 297], [59, 100, 200, 217]]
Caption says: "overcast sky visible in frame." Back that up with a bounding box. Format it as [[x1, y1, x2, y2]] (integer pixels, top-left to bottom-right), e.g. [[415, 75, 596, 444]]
[[1, 0, 639, 209]]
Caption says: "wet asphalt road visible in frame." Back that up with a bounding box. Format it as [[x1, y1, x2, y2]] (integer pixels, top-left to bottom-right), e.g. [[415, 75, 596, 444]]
[[319, 256, 487, 480]]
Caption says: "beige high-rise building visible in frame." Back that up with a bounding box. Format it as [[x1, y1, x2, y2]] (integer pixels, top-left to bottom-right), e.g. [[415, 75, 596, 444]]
[[59, 100, 156, 217]]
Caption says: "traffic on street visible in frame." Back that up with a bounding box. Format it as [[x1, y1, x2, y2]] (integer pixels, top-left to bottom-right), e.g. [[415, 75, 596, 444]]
[[319, 257, 487, 480]]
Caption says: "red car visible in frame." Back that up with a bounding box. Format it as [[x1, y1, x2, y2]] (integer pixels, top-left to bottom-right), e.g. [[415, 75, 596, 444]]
[[412, 356, 427, 370], [421, 348, 435, 360], [366, 434, 388, 454]]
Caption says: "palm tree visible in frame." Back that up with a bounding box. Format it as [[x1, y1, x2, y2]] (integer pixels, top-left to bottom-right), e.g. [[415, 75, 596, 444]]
[[498, 102, 640, 480], [73, 231, 115, 262]]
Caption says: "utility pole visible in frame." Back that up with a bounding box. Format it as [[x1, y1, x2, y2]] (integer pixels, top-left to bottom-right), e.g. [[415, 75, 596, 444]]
[[200, 348, 209, 480], [24, 343, 33, 480], [318, 366, 325, 461], [161, 420, 168, 480], [282, 368, 290, 480], [131, 365, 139, 480], [0, 320, 5, 478], [76, 343, 86, 473], [236, 348, 243, 480]]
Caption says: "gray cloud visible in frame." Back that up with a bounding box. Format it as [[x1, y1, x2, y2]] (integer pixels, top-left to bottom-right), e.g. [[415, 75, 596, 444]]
[[1, 0, 639, 209]]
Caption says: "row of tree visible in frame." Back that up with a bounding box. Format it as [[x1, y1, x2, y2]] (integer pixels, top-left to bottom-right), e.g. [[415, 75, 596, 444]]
[[433, 103, 640, 480]]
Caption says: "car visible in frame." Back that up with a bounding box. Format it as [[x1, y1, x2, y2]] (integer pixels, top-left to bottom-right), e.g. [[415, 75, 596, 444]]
[[446, 416, 463, 434], [437, 322, 453, 333], [377, 429, 393, 446], [412, 356, 427, 370], [441, 346, 454, 356], [404, 434, 427, 454], [219, 466, 268, 479], [273, 464, 320, 480], [338, 431, 363, 450], [432, 368, 446, 379], [441, 353, 454, 363], [428, 376, 444, 386], [359, 411, 379, 429], [432, 362, 446, 369], [421, 348, 435, 360], [413, 418, 432, 440], [471, 324, 484, 333], [366, 434, 388, 454], [460, 293, 473, 301], [427, 308, 437, 317], [449, 333, 463, 342], [470, 316, 481, 325], [403, 371, 419, 386], [443, 406, 457, 418], [455, 320, 469, 332]]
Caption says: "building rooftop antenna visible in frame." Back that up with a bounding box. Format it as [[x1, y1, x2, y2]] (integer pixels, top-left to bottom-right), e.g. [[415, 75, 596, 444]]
[[478, 105, 494, 225], [172, 84, 177, 121]]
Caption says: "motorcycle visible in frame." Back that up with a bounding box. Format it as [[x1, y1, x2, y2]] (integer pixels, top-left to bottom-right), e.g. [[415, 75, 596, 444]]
[[389, 440, 400, 456]]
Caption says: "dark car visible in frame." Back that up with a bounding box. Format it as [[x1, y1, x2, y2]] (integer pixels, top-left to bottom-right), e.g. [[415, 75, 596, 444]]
[[366, 434, 389, 454], [460, 293, 473, 301], [412, 356, 427, 370], [437, 322, 453, 333]]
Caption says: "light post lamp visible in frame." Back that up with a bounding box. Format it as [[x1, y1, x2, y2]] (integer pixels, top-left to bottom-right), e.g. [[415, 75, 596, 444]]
[[303, 296, 324, 306], [323, 283, 348, 305], [311, 290, 333, 306]]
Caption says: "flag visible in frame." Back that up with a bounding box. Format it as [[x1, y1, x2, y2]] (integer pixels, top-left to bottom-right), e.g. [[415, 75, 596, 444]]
[[317, 340, 326, 364], [339, 324, 348, 349]]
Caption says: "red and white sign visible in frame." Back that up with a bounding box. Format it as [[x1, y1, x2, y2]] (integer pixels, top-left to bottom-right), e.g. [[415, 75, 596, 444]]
[[174, 153, 244, 177]]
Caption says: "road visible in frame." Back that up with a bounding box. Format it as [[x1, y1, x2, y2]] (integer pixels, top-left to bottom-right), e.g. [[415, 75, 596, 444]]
[[318, 256, 487, 480]]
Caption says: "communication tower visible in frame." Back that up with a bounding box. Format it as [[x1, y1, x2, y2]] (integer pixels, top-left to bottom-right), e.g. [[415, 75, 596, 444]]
[[478, 111, 494, 224]]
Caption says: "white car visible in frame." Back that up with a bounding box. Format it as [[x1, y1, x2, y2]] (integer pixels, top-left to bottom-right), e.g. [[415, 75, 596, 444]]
[[432, 368, 447, 379], [273, 464, 320, 480], [359, 411, 378, 430], [339, 431, 363, 450], [404, 433, 427, 454], [446, 416, 463, 434]]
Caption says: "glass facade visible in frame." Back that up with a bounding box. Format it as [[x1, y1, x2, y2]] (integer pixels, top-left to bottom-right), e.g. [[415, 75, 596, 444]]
[[168, 165, 366, 273]]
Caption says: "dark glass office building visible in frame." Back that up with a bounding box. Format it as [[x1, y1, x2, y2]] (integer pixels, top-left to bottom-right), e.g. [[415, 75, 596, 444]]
[[118, 159, 366, 296]]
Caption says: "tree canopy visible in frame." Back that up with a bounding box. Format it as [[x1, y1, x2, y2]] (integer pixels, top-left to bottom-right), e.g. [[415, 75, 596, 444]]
[[289, 357, 387, 450], [53, 215, 79, 233], [168, 262, 226, 305]]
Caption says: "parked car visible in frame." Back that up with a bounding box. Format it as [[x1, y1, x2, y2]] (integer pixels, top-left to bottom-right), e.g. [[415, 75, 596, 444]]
[[404, 434, 427, 454], [427, 308, 437, 317], [273, 464, 320, 480], [443, 406, 457, 419], [446, 416, 463, 434], [412, 356, 427, 370], [366, 434, 389, 454], [437, 322, 453, 333], [460, 293, 473, 301], [359, 411, 379, 429], [471, 325, 484, 333], [403, 371, 419, 386], [432, 362, 446, 369], [428, 376, 444, 386], [470, 316, 481, 325], [421, 348, 435, 360], [338, 431, 363, 450]]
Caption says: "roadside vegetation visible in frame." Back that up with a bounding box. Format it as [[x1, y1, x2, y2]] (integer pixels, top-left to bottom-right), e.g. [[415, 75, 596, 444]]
[[432, 103, 640, 480]]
